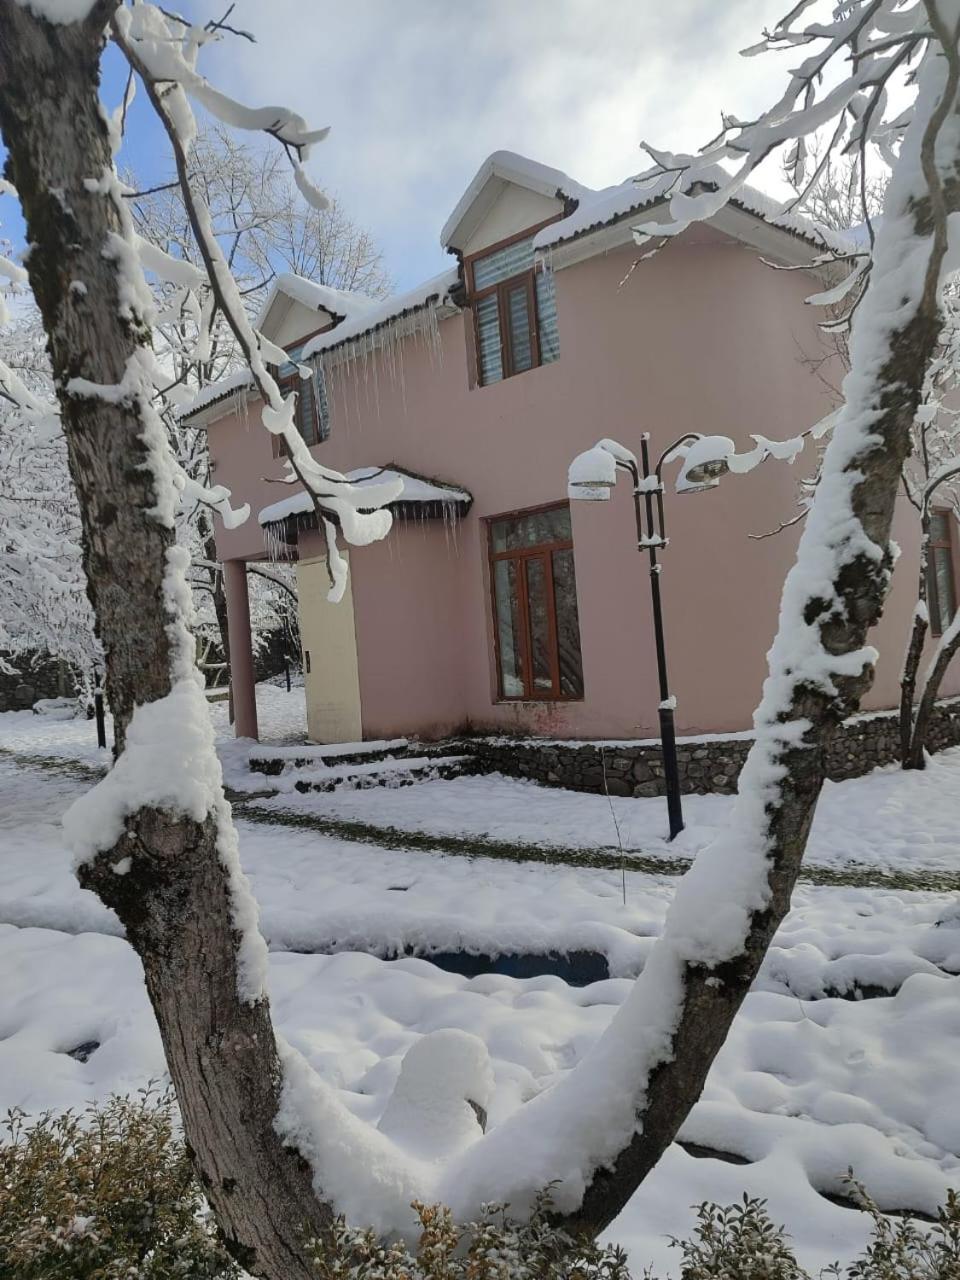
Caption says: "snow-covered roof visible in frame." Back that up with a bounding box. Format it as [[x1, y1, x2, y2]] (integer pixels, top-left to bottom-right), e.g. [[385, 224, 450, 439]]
[[301, 268, 460, 360], [178, 271, 460, 424], [179, 365, 253, 419], [258, 465, 472, 527], [254, 272, 380, 333], [182, 150, 851, 428], [441, 150, 589, 250], [532, 161, 850, 256]]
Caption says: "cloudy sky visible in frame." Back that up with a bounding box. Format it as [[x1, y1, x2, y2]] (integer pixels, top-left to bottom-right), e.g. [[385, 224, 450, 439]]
[[205, 0, 796, 288], [4, 1, 804, 293]]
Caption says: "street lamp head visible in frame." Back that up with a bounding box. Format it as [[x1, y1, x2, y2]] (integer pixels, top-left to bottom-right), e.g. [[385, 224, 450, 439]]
[[568, 444, 619, 500], [672, 435, 734, 494], [568, 482, 612, 502], [678, 455, 729, 491]]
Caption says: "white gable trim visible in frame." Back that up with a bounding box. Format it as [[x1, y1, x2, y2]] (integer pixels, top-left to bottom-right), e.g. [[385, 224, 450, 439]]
[[441, 150, 585, 252]]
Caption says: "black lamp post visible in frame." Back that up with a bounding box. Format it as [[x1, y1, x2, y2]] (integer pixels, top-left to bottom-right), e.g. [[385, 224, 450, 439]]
[[569, 433, 728, 840]]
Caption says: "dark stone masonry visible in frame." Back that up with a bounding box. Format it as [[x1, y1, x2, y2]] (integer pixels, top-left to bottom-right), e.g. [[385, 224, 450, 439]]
[[0, 653, 77, 713], [463, 699, 960, 797]]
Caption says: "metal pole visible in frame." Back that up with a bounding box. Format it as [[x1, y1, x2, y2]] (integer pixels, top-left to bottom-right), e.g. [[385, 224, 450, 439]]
[[94, 673, 107, 751], [637, 436, 684, 840]]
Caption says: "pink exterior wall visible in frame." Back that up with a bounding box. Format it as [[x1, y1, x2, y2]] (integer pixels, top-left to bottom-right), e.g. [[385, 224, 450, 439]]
[[208, 227, 960, 741]]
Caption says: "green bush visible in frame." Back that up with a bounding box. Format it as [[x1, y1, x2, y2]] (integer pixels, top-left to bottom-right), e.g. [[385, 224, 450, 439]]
[[656, 1187, 960, 1280], [0, 1091, 239, 1279], [308, 1192, 632, 1279], [3, 1094, 958, 1280]]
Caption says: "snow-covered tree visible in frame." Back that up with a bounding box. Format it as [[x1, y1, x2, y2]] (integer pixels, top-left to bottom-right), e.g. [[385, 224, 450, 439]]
[[0, 292, 95, 676], [127, 120, 391, 687], [0, 115, 392, 690], [0, 7, 400, 1270], [0, 2, 957, 1277], [128, 121, 392, 323], [771, 128, 960, 774], [898, 285, 960, 765]]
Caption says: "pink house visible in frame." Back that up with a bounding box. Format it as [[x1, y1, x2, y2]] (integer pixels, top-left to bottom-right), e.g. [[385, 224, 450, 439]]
[[185, 152, 960, 748]]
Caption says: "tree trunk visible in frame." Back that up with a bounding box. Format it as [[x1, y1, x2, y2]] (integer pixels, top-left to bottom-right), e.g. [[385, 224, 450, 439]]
[[201, 513, 233, 716], [0, 8, 329, 1275], [899, 510, 930, 766], [906, 620, 960, 768], [554, 42, 960, 1236], [2, 0, 959, 1267]]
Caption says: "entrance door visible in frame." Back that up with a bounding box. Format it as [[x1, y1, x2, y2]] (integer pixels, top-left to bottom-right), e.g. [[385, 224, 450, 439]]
[[296, 553, 363, 745]]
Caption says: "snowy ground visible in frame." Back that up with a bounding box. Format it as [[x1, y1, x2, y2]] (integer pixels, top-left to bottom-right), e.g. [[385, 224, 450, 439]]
[[251, 758, 960, 878], [0, 689, 958, 1275], [9, 683, 960, 879]]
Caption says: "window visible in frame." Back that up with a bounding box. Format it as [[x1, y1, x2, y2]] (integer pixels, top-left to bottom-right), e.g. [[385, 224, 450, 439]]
[[270, 344, 330, 458], [488, 504, 584, 700], [467, 232, 561, 386], [926, 509, 957, 636]]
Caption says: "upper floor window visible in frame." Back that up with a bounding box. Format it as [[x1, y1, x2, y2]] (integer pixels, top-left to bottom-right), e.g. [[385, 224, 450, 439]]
[[467, 232, 560, 387], [270, 341, 330, 457], [927, 509, 957, 636], [488, 503, 584, 701]]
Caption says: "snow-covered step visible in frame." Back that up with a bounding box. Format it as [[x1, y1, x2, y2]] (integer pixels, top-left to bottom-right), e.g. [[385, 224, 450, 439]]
[[289, 754, 474, 794], [249, 737, 413, 776]]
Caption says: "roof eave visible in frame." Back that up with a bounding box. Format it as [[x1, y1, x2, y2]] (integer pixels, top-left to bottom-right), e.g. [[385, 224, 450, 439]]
[[179, 385, 255, 428], [539, 185, 836, 273]]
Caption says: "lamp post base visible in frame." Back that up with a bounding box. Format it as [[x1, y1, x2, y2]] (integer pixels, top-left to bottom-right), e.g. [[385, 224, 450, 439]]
[[658, 704, 685, 840]]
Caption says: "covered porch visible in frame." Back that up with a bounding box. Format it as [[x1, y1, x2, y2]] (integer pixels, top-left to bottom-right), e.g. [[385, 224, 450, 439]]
[[222, 465, 472, 743]]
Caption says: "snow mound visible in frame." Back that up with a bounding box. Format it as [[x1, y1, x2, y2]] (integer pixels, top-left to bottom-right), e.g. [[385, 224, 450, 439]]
[[378, 1029, 493, 1161]]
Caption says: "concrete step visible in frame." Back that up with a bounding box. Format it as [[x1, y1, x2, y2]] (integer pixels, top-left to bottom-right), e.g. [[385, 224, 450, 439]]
[[249, 738, 471, 776], [288, 754, 474, 794], [249, 738, 411, 775]]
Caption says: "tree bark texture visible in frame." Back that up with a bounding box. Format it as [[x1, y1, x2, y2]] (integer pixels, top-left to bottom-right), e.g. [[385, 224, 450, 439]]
[[906, 623, 960, 767], [899, 509, 930, 765], [0, 7, 329, 1275], [561, 49, 960, 1237]]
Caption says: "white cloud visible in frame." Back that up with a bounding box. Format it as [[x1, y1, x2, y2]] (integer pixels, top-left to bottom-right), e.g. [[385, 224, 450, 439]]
[[198, 1, 811, 288]]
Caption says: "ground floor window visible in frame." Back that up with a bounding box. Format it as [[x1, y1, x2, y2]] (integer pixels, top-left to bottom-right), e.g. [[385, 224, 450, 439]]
[[927, 509, 957, 636], [488, 503, 584, 700]]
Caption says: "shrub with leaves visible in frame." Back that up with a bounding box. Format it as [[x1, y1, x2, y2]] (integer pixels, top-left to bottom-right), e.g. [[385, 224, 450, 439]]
[[308, 1191, 633, 1279], [3, 1094, 959, 1280], [662, 1194, 807, 1280], [830, 1183, 960, 1280], [658, 1183, 960, 1280], [0, 1091, 239, 1280]]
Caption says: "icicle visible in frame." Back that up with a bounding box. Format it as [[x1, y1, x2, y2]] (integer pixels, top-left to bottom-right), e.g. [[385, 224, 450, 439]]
[[317, 298, 448, 432]]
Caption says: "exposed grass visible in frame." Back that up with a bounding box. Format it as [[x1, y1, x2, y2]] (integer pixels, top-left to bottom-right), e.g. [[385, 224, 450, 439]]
[[0, 745, 108, 782], [2, 745, 957, 893], [232, 797, 960, 892]]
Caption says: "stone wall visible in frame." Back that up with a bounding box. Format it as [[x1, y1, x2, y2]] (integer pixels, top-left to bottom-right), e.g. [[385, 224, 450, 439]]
[[466, 699, 960, 797], [0, 653, 77, 713]]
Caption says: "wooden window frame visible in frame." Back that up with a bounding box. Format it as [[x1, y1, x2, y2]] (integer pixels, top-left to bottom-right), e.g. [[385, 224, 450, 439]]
[[270, 360, 328, 458], [464, 219, 558, 387], [927, 508, 958, 637], [486, 500, 583, 702]]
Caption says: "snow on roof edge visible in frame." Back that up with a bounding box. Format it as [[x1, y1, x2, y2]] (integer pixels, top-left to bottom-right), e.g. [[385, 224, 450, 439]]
[[253, 272, 380, 333], [533, 163, 852, 256], [177, 366, 254, 421], [179, 270, 460, 423], [258, 466, 471, 526], [301, 267, 461, 361], [440, 150, 590, 249]]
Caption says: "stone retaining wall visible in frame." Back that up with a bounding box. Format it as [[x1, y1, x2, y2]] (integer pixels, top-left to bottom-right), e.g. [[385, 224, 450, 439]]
[[0, 653, 76, 713], [467, 699, 960, 797]]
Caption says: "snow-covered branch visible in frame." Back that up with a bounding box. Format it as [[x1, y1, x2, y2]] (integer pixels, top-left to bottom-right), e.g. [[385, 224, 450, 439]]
[[112, 7, 399, 601]]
